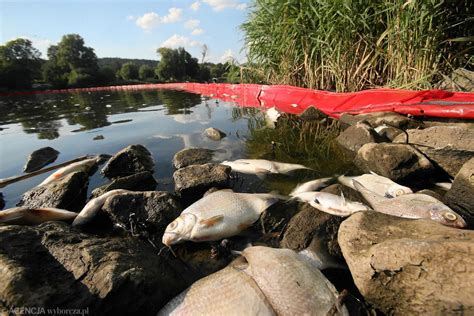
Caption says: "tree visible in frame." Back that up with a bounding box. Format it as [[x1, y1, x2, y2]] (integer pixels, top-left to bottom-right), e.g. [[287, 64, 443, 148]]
[[155, 47, 199, 82], [43, 34, 99, 87], [120, 63, 139, 80], [139, 65, 155, 80], [0, 38, 41, 89]]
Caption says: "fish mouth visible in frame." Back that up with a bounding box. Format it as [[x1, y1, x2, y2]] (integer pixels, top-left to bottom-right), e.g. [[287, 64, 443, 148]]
[[162, 232, 182, 246]]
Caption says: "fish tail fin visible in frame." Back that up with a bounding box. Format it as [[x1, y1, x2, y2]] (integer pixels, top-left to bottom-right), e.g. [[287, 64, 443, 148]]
[[352, 179, 386, 207], [298, 237, 347, 270], [256, 191, 286, 213], [337, 174, 354, 189]]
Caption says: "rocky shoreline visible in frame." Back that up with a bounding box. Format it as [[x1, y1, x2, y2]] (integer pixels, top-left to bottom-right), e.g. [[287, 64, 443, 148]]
[[0, 109, 473, 315]]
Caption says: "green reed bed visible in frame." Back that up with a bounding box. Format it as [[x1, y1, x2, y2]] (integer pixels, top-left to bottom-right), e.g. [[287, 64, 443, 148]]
[[241, 0, 473, 91]]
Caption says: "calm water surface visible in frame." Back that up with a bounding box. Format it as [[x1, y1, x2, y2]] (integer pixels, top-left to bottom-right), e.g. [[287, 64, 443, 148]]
[[0, 89, 353, 209]]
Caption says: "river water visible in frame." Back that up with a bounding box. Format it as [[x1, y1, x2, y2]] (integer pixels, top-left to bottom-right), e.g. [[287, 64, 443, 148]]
[[0, 89, 353, 209]]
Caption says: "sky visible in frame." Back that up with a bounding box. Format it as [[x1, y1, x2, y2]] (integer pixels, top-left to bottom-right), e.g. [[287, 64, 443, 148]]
[[0, 0, 251, 63]]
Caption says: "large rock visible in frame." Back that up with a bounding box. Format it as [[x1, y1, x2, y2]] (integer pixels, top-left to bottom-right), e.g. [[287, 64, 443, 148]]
[[336, 122, 385, 154], [298, 106, 328, 121], [172, 148, 214, 169], [102, 190, 181, 243], [444, 158, 474, 227], [338, 212, 474, 315], [281, 202, 344, 259], [339, 112, 421, 129], [354, 143, 435, 183], [173, 163, 231, 204], [393, 126, 474, 177], [91, 171, 157, 198], [0, 222, 192, 315], [204, 127, 226, 140], [17, 171, 88, 212], [437, 68, 474, 92], [102, 144, 154, 179], [23, 146, 59, 173]]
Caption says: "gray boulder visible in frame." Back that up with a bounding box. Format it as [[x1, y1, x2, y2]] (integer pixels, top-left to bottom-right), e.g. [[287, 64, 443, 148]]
[[204, 127, 226, 140], [444, 158, 474, 227], [23, 146, 59, 173], [339, 111, 421, 129], [91, 171, 157, 198], [102, 190, 181, 243], [437, 68, 474, 92], [173, 148, 214, 169], [338, 211, 474, 315], [354, 143, 434, 183], [393, 126, 474, 177], [17, 171, 88, 212], [336, 122, 385, 154], [173, 163, 231, 204], [102, 144, 154, 179], [0, 222, 192, 315]]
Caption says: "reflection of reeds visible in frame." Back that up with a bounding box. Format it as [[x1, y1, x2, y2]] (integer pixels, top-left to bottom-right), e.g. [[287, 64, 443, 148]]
[[245, 115, 353, 176]]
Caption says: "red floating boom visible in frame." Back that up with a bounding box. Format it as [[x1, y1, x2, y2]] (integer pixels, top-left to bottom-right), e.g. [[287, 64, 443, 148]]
[[1, 83, 473, 119]]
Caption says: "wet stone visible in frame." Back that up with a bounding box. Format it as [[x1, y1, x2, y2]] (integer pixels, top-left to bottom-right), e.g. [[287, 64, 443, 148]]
[[23, 146, 60, 173], [336, 122, 385, 154], [101, 144, 154, 179], [444, 158, 474, 227], [204, 127, 226, 140], [173, 148, 215, 169]]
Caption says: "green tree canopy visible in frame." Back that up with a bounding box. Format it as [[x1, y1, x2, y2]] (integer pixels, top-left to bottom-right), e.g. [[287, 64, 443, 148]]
[[138, 64, 155, 80], [120, 63, 139, 80], [0, 38, 41, 89], [155, 47, 199, 82]]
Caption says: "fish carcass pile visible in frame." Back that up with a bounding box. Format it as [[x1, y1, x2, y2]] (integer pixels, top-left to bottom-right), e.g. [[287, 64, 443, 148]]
[[0, 111, 473, 315]]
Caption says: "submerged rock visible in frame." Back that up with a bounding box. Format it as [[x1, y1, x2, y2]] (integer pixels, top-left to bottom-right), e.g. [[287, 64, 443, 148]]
[[338, 211, 474, 315], [393, 126, 474, 177], [102, 190, 181, 242], [204, 127, 226, 140], [354, 143, 435, 183], [444, 158, 474, 227], [23, 146, 59, 173], [173, 163, 231, 204], [0, 222, 192, 315], [336, 122, 385, 154], [17, 171, 88, 212], [90, 171, 157, 198], [173, 148, 215, 169], [102, 144, 154, 179]]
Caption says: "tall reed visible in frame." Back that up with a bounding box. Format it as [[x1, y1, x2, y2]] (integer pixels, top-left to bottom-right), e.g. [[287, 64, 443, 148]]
[[241, 0, 473, 91]]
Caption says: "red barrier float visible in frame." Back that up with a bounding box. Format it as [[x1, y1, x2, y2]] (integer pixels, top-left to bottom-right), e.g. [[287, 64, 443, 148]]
[[1, 83, 473, 119]]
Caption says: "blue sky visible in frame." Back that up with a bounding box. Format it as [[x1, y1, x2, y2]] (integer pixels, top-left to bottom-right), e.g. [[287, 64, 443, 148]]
[[0, 0, 251, 63]]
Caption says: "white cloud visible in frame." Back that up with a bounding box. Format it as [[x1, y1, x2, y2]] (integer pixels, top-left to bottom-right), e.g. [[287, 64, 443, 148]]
[[184, 19, 200, 29], [191, 28, 204, 35], [160, 34, 201, 49], [203, 0, 247, 11], [17, 36, 53, 58], [220, 48, 235, 62], [190, 1, 200, 11], [135, 8, 182, 30]]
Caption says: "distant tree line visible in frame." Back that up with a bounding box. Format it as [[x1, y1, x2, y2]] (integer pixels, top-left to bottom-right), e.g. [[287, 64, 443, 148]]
[[0, 34, 242, 90]]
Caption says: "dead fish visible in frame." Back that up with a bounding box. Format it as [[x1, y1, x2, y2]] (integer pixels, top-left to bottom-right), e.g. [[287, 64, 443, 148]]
[[72, 189, 130, 227], [221, 159, 311, 178], [353, 180, 466, 228], [291, 191, 371, 217], [289, 177, 334, 196], [162, 190, 282, 246], [0, 207, 77, 225], [159, 246, 348, 316], [39, 156, 100, 187], [338, 171, 413, 198]]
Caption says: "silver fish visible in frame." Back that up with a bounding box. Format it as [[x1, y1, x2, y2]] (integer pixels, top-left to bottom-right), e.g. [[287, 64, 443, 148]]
[[338, 171, 413, 198], [289, 177, 334, 196], [221, 159, 311, 178], [159, 246, 348, 316], [292, 191, 371, 217], [72, 189, 130, 227], [39, 156, 100, 187], [353, 180, 466, 228], [162, 190, 281, 246], [0, 207, 77, 225]]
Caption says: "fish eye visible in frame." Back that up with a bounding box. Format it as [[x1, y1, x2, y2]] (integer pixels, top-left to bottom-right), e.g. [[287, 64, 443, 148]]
[[395, 189, 405, 196], [443, 212, 457, 221], [168, 221, 178, 230]]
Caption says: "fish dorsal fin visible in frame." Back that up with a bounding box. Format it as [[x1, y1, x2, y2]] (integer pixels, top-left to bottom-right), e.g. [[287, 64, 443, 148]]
[[340, 192, 346, 205], [199, 215, 224, 228], [369, 170, 379, 176]]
